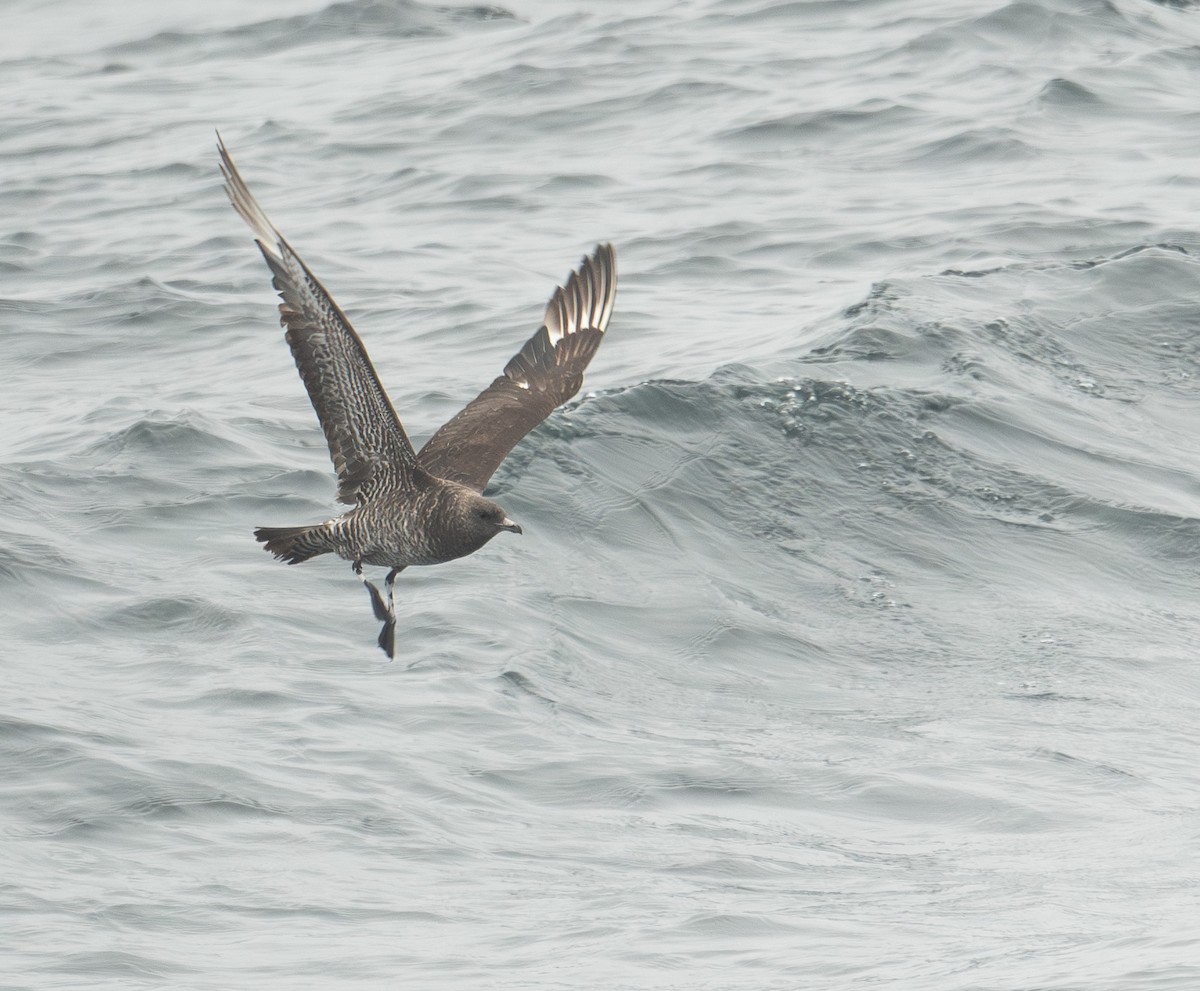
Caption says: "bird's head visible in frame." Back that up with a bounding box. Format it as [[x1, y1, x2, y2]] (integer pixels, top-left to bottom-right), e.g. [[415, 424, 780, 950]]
[[460, 492, 523, 547]]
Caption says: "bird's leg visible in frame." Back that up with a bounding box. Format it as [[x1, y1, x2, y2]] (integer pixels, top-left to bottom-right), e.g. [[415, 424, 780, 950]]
[[353, 560, 391, 623], [376, 566, 405, 661], [384, 566, 405, 614]]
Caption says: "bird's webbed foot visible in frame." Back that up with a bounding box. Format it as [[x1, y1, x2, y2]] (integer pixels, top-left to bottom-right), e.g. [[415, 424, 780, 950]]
[[377, 617, 396, 658], [353, 562, 406, 659], [375, 566, 405, 660]]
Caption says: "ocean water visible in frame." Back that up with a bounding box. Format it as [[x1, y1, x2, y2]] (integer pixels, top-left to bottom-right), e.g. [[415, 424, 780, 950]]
[[4, 0, 1200, 987]]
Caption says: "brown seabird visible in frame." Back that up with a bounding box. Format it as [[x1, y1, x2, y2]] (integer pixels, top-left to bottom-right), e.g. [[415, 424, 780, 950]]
[[218, 136, 617, 658]]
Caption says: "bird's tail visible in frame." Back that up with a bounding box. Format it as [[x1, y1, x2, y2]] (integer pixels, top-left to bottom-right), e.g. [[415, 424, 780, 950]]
[[254, 524, 333, 565]]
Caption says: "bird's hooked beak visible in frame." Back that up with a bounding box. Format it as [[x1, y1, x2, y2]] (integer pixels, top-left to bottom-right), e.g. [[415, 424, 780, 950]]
[[499, 517, 523, 535]]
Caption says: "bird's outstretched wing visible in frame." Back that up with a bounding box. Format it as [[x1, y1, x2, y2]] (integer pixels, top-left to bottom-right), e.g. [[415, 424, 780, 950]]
[[219, 134, 417, 505], [417, 244, 616, 492]]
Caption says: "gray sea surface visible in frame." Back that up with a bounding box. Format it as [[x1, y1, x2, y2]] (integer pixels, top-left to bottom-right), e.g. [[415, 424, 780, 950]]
[[5, 0, 1200, 987]]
